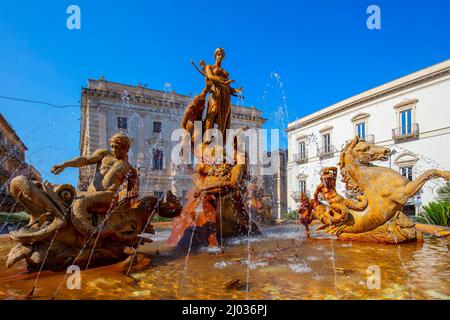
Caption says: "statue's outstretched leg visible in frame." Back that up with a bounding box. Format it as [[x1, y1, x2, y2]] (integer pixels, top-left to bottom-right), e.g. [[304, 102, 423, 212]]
[[203, 103, 218, 144], [401, 169, 450, 203]]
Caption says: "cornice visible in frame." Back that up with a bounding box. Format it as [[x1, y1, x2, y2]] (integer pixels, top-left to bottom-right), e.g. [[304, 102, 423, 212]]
[[82, 88, 185, 109], [83, 87, 267, 124], [351, 112, 371, 122], [393, 98, 419, 110]]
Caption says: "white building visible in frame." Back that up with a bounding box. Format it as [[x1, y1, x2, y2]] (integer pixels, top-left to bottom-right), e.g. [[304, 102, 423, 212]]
[[263, 149, 288, 221], [287, 59, 450, 215], [80, 78, 267, 199]]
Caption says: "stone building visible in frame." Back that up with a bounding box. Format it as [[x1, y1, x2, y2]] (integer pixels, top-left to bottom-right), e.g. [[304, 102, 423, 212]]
[[79, 78, 267, 200], [287, 59, 450, 215], [0, 113, 41, 212], [263, 149, 288, 221]]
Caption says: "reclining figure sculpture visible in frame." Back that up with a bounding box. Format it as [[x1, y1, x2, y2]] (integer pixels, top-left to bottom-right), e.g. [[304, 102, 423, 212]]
[[299, 136, 450, 243], [6, 132, 182, 271]]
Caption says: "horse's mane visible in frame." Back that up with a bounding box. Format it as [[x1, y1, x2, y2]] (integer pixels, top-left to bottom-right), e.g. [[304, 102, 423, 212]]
[[339, 140, 363, 194]]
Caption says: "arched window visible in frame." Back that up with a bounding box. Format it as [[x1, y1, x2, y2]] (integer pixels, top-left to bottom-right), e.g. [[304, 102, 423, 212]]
[[394, 152, 419, 181]]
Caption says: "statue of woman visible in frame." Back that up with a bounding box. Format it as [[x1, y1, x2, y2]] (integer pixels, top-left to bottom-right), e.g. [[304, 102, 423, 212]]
[[203, 48, 242, 144]]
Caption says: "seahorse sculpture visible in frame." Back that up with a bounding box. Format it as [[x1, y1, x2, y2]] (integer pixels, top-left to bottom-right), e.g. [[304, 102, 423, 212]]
[[300, 136, 450, 243]]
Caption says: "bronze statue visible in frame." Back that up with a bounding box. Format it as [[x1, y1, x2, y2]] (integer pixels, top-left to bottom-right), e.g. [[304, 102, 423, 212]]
[[300, 136, 450, 243], [299, 192, 313, 238], [6, 132, 182, 271], [185, 48, 242, 145], [180, 87, 207, 147], [245, 178, 275, 225], [168, 143, 259, 249], [312, 167, 350, 225], [171, 78, 260, 250], [51, 133, 139, 236]]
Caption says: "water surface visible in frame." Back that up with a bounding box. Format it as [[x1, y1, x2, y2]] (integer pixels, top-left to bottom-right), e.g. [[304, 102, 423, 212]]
[[0, 225, 448, 300]]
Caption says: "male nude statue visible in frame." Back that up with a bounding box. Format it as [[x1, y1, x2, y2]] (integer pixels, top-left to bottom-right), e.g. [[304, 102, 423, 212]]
[[51, 132, 138, 236], [313, 167, 349, 224]]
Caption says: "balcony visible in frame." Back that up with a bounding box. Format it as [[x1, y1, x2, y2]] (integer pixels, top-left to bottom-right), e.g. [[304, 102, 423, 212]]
[[346, 134, 375, 145], [392, 123, 419, 141], [318, 145, 336, 159], [293, 152, 308, 164], [0, 140, 6, 153], [172, 164, 193, 177], [0, 167, 10, 181], [365, 134, 375, 144], [11, 150, 24, 163]]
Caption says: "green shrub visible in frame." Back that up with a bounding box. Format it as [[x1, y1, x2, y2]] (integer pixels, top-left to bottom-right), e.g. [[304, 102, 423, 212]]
[[437, 182, 450, 202], [416, 201, 450, 227], [152, 214, 172, 223], [0, 211, 30, 230], [283, 210, 298, 221]]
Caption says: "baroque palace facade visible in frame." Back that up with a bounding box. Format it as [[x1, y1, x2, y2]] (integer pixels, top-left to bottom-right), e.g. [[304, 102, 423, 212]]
[[79, 78, 267, 200], [287, 59, 450, 215]]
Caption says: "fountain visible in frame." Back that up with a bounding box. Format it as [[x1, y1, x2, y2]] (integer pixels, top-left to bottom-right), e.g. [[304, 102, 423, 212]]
[[4, 132, 182, 272], [299, 136, 450, 243], [168, 48, 260, 250], [1, 49, 449, 300]]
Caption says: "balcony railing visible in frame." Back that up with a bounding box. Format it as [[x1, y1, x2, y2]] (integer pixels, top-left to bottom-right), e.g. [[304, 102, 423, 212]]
[[365, 134, 375, 144], [346, 134, 375, 145], [392, 123, 419, 140], [293, 152, 308, 164], [172, 164, 193, 177], [318, 145, 336, 158], [0, 167, 10, 179]]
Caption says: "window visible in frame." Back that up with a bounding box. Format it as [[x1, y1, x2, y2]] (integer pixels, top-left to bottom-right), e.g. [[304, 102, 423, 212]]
[[118, 117, 128, 130], [400, 109, 412, 135], [356, 122, 366, 140], [299, 180, 306, 194], [322, 133, 331, 153], [152, 149, 163, 170], [400, 166, 413, 181], [299, 141, 306, 159], [153, 191, 164, 198], [153, 121, 162, 133]]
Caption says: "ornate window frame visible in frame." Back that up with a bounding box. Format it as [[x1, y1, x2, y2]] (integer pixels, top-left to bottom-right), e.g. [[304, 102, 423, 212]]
[[394, 98, 418, 129], [297, 173, 308, 194], [351, 113, 370, 139], [319, 126, 333, 156]]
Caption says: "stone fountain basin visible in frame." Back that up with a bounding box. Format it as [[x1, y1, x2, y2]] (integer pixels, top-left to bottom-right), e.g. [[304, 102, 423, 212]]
[[0, 224, 448, 300]]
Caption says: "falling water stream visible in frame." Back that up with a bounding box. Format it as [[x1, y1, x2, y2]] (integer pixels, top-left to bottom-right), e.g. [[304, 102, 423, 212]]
[[1, 74, 450, 300]]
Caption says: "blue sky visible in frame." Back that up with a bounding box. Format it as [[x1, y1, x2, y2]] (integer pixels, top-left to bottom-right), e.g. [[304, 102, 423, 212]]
[[1, 0, 449, 186]]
